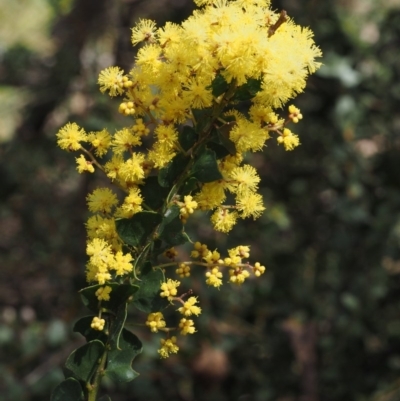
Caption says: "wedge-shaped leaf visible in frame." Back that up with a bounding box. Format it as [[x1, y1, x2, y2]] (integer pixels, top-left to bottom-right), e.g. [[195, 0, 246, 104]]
[[105, 328, 142, 383], [211, 74, 229, 97], [158, 153, 190, 188], [132, 263, 168, 313], [140, 176, 170, 210], [232, 78, 262, 101], [179, 125, 198, 151], [158, 205, 190, 246], [191, 149, 223, 183], [65, 340, 104, 382], [80, 283, 139, 313], [73, 316, 108, 343], [50, 377, 84, 401], [116, 212, 162, 247]]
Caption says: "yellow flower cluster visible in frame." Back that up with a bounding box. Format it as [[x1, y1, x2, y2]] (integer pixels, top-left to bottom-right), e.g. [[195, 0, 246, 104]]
[[55, 0, 320, 354], [191, 242, 266, 287], [146, 312, 166, 333], [150, 282, 202, 357]]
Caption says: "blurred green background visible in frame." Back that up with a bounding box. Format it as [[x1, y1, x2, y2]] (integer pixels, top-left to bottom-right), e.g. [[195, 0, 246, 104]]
[[1, 0, 400, 400]]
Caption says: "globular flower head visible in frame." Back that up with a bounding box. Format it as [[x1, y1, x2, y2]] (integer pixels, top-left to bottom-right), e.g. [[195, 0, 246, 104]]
[[146, 312, 166, 333], [178, 296, 202, 317], [95, 285, 112, 301], [87, 188, 118, 214], [158, 336, 179, 359], [91, 316, 106, 331], [57, 122, 87, 151], [160, 279, 180, 301], [98, 67, 126, 97], [205, 267, 223, 288], [179, 318, 196, 335]]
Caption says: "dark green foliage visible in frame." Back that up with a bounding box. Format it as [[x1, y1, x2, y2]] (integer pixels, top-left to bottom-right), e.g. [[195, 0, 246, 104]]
[[115, 212, 162, 247], [50, 378, 84, 401], [65, 340, 104, 382], [132, 263, 169, 312], [191, 149, 223, 182], [158, 153, 190, 188], [104, 329, 142, 383], [158, 205, 190, 246]]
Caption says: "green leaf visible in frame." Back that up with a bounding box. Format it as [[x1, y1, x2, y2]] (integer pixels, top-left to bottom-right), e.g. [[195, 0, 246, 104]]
[[158, 153, 190, 188], [192, 108, 213, 134], [232, 78, 262, 101], [140, 176, 170, 210], [80, 283, 138, 313], [105, 328, 142, 383], [181, 176, 200, 196], [207, 126, 236, 159], [211, 74, 229, 97], [73, 316, 108, 343], [179, 125, 198, 151], [133, 264, 168, 313], [116, 212, 162, 247], [191, 149, 223, 183], [108, 303, 127, 349], [50, 378, 84, 401], [158, 205, 190, 246], [65, 340, 104, 382]]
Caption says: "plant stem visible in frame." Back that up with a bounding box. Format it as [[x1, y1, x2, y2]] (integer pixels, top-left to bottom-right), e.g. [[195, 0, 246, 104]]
[[87, 348, 108, 401]]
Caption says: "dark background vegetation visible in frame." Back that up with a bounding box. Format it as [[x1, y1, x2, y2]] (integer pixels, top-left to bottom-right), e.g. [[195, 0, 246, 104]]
[[1, 0, 400, 400]]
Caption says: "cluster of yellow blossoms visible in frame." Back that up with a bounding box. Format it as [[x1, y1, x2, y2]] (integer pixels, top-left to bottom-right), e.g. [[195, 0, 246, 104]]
[[56, 0, 321, 358]]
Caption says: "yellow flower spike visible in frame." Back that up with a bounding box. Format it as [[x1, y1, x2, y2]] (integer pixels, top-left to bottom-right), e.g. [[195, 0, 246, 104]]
[[160, 279, 180, 301], [146, 312, 166, 333], [178, 297, 202, 316], [95, 286, 112, 301]]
